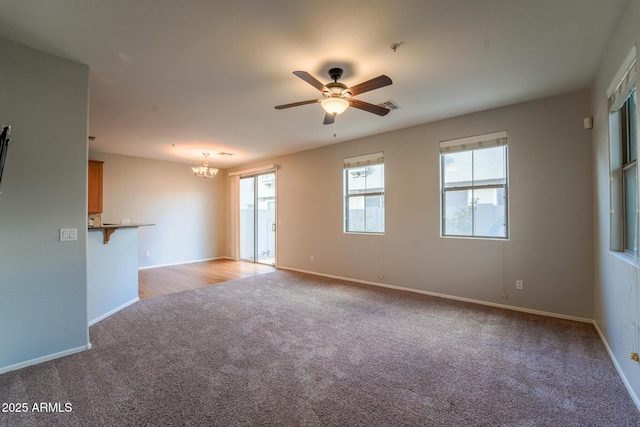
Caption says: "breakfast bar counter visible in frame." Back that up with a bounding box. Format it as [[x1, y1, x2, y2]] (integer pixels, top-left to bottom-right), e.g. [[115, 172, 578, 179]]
[[89, 223, 154, 244]]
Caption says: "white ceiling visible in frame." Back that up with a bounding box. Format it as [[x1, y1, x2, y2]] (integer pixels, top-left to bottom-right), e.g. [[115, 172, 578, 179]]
[[0, 0, 627, 168]]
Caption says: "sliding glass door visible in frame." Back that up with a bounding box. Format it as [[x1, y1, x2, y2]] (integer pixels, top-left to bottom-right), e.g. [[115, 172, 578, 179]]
[[239, 172, 276, 265]]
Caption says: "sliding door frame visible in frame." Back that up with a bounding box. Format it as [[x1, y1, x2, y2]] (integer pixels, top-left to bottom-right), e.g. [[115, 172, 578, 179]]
[[229, 164, 278, 266]]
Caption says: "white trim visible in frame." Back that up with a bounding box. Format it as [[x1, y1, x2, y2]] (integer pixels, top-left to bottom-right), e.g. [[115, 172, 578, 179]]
[[230, 174, 240, 260], [0, 344, 90, 375], [593, 322, 640, 411], [274, 170, 279, 267], [277, 265, 593, 323], [88, 297, 139, 326], [607, 44, 637, 97], [138, 256, 225, 270], [228, 164, 277, 177]]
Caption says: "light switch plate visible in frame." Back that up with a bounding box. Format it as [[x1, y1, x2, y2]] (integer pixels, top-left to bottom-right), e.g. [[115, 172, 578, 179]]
[[59, 228, 78, 242]]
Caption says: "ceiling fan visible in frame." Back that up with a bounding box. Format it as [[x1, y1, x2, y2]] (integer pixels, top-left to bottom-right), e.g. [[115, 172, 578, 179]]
[[274, 68, 392, 125]]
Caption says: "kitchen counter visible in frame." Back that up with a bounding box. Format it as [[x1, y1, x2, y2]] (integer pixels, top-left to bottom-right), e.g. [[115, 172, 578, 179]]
[[88, 223, 154, 244], [89, 223, 155, 228]]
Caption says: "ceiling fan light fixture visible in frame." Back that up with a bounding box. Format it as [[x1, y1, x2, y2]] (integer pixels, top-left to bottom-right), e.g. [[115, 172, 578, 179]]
[[321, 97, 349, 116]]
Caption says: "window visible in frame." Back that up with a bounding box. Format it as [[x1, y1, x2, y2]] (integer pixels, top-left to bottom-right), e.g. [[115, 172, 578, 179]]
[[344, 152, 384, 233], [440, 131, 508, 239], [622, 92, 637, 254], [609, 46, 638, 256]]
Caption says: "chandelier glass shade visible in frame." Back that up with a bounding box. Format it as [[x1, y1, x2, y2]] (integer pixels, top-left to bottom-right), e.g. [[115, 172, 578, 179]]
[[321, 97, 349, 116], [192, 153, 218, 178]]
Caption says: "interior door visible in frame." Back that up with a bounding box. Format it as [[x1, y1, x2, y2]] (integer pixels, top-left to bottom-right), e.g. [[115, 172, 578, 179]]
[[239, 172, 276, 265]]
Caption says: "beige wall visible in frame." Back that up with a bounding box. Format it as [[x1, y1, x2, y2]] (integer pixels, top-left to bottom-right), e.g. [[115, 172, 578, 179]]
[[88, 152, 227, 267], [229, 89, 594, 319], [592, 0, 640, 407]]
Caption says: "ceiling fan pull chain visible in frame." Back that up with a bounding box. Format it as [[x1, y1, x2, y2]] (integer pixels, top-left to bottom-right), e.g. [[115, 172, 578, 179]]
[[333, 114, 337, 138]]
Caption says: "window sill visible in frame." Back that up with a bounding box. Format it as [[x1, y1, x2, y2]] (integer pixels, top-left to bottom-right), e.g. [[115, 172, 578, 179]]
[[344, 232, 385, 236], [441, 235, 509, 242], [611, 250, 640, 268]]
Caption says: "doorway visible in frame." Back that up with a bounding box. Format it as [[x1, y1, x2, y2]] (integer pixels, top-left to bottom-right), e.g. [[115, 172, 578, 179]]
[[239, 172, 276, 265]]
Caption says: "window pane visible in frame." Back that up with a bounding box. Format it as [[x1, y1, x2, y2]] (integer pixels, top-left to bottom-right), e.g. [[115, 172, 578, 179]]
[[347, 164, 384, 194], [474, 187, 507, 237], [347, 168, 366, 195], [630, 92, 637, 162], [365, 195, 384, 233], [474, 146, 506, 184], [625, 165, 637, 253], [365, 163, 384, 192], [347, 195, 365, 232], [239, 177, 255, 261], [444, 189, 473, 235], [443, 151, 472, 188], [346, 195, 385, 233]]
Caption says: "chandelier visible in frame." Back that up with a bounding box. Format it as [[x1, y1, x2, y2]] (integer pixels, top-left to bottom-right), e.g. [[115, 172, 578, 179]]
[[192, 153, 218, 178]]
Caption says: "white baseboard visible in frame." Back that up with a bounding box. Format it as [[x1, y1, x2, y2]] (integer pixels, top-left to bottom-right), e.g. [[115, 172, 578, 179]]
[[89, 297, 139, 326], [0, 344, 90, 375], [593, 322, 640, 411], [278, 266, 594, 324], [138, 256, 227, 270]]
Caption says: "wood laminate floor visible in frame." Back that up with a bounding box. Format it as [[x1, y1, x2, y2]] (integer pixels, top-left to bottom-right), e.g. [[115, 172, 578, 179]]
[[138, 258, 276, 299]]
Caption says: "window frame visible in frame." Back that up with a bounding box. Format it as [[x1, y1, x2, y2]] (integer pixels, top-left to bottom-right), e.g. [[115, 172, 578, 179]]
[[439, 131, 509, 240], [608, 46, 639, 259], [343, 152, 385, 234]]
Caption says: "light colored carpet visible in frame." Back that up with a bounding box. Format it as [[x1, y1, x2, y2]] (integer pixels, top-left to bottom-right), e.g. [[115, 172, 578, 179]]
[[1, 270, 638, 426]]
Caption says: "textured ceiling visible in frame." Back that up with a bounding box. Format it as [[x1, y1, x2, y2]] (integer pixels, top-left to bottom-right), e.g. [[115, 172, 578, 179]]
[[0, 0, 627, 167]]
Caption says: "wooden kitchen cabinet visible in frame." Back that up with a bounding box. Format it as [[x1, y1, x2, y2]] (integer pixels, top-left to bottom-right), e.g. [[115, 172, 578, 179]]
[[88, 160, 104, 213]]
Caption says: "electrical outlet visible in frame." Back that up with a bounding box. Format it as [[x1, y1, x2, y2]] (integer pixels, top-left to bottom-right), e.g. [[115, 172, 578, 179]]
[[146, 251, 151, 258], [516, 280, 524, 290], [310, 255, 314, 262]]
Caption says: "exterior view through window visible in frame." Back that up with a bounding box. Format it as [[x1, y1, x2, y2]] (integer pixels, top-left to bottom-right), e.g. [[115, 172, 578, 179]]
[[344, 152, 384, 234], [440, 131, 508, 239], [608, 49, 638, 256], [621, 90, 638, 254]]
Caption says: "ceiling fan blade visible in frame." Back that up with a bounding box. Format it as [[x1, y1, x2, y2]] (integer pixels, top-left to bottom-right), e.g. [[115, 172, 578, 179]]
[[274, 99, 320, 109], [323, 113, 335, 125], [293, 71, 327, 92], [347, 75, 392, 96], [348, 99, 391, 116]]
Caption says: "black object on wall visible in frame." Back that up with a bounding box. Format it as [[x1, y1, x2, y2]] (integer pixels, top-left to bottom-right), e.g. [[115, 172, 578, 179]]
[[0, 126, 12, 193]]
